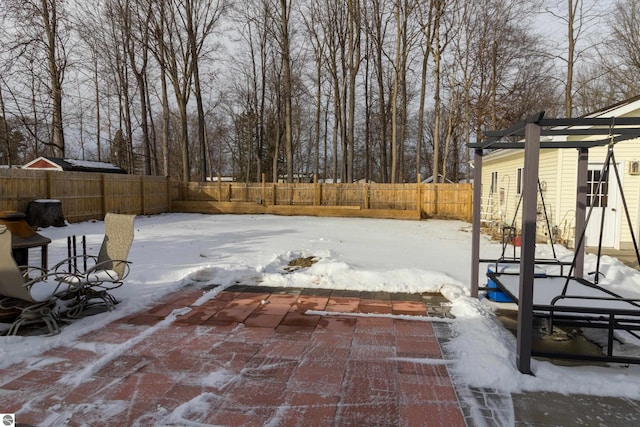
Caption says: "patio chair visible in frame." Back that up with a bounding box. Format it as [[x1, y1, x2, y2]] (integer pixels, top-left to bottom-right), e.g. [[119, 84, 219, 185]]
[[0, 225, 77, 335], [55, 213, 135, 317]]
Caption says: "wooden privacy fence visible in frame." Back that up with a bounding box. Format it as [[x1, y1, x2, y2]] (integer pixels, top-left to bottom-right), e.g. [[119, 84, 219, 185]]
[[0, 168, 472, 223], [0, 168, 170, 223], [177, 181, 473, 221]]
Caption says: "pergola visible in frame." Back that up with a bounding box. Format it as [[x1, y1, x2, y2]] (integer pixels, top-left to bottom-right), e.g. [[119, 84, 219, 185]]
[[467, 111, 640, 374]]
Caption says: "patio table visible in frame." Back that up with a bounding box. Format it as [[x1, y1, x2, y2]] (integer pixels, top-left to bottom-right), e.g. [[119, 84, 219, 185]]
[[11, 232, 51, 270], [0, 211, 51, 269]]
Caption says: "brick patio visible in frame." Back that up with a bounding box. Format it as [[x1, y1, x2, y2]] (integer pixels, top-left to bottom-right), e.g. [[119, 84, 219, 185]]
[[0, 285, 465, 426]]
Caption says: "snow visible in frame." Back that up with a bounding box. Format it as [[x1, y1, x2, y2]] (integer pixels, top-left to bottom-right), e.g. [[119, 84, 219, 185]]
[[2, 213, 640, 403], [64, 159, 121, 170], [493, 273, 640, 313], [34, 199, 62, 203]]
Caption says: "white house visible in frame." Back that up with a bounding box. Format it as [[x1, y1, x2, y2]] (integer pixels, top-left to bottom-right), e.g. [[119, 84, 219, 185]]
[[480, 96, 640, 250]]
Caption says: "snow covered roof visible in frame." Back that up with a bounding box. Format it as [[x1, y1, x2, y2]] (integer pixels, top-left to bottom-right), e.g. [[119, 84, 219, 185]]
[[22, 157, 127, 174], [421, 174, 454, 184]]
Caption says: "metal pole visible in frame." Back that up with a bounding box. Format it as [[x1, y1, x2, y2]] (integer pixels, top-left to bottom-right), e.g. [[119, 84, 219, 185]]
[[574, 148, 588, 278], [72, 235, 77, 271], [82, 235, 87, 271], [517, 122, 540, 374], [471, 149, 483, 297], [67, 236, 72, 271]]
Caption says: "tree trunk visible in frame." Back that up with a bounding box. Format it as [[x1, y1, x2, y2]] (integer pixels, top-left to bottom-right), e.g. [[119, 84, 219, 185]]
[[41, 0, 65, 156], [390, 2, 402, 183], [186, 0, 208, 181], [315, 54, 322, 178], [432, 16, 441, 183], [93, 52, 101, 162], [156, 0, 171, 177], [280, 0, 294, 183], [0, 86, 9, 166], [416, 48, 428, 179], [346, 0, 360, 183], [565, 0, 577, 118], [178, 99, 191, 182]]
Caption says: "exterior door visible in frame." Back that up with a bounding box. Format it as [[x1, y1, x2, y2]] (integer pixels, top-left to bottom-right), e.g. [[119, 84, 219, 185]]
[[584, 164, 620, 248]]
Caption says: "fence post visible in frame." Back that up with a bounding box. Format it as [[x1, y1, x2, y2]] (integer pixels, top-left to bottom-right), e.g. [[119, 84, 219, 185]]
[[416, 173, 422, 215], [218, 174, 222, 202], [467, 184, 473, 222], [364, 183, 370, 209], [313, 175, 318, 206], [262, 173, 266, 204], [141, 175, 147, 215], [46, 171, 54, 199], [272, 182, 276, 205], [166, 177, 172, 212], [101, 174, 107, 217]]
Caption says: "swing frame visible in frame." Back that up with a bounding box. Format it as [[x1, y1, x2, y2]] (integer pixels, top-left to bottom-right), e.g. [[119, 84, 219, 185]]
[[469, 111, 640, 373]]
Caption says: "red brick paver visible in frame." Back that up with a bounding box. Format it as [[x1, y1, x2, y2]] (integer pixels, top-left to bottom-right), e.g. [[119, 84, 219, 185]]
[[0, 286, 465, 427]]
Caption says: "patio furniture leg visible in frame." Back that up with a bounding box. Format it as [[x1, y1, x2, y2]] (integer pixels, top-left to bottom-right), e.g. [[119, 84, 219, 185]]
[[5, 303, 60, 336]]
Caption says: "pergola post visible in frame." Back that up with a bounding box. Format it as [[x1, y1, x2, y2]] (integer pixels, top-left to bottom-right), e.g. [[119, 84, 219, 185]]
[[470, 149, 483, 298], [574, 148, 588, 278], [517, 122, 541, 375]]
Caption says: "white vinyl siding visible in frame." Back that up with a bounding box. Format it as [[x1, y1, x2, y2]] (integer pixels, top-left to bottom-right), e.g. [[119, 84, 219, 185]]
[[483, 138, 640, 248]]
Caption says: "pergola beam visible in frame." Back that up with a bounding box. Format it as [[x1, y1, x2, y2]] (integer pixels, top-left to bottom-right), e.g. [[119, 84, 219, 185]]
[[469, 113, 640, 150], [485, 127, 640, 138]]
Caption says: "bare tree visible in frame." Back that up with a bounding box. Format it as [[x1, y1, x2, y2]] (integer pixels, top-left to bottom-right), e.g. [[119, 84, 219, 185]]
[[75, 11, 104, 162], [125, 0, 154, 174], [183, 0, 228, 181], [228, 0, 273, 182], [300, 1, 328, 180], [389, 0, 403, 183], [147, 0, 172, 176], [0, 84, 11, 165], [597, 0, 640, 99], [428, 0, 455, 183], [415, 0, 435, 180], [363, 0, 391, 182], [274, 0, 294, 183], [450, 0, 479, 182], [5, 0, 70, 156], [151, 1, 193, 181], [546, 0, 603, 117], [345, 0, 362, 183]]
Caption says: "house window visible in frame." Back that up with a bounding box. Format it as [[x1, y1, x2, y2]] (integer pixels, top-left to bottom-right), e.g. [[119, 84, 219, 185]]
[[490, 171, 498, 194], [587, 169, 608, 207], [516, 168, 523, 195]]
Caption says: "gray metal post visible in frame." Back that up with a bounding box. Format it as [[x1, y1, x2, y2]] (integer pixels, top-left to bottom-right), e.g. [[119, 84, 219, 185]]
[[517, 122, 541, 375], [471, 149, 483, 298], [574, 148, 588, 278]]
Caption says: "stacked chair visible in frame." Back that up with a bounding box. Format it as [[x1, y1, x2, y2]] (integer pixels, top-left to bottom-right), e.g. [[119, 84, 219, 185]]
[[55, 213, 136, 318], [0, 225, 77, 335], [0, 213, 135, 335]]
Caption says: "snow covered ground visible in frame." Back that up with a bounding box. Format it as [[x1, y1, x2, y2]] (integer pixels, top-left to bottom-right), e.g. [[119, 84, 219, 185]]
[[2, 213, 640, 399]]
